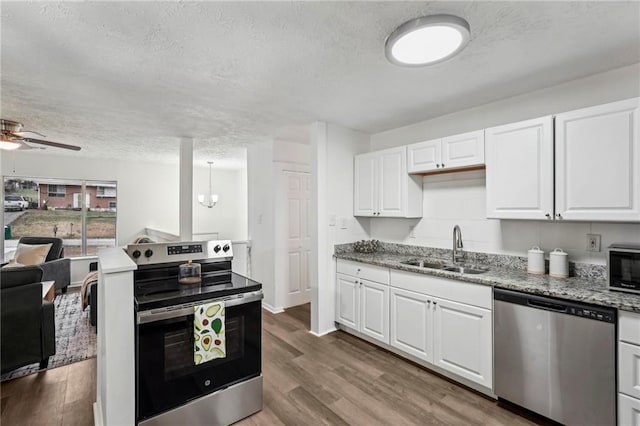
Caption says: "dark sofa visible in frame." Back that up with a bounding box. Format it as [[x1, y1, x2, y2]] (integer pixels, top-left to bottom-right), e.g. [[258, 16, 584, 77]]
[[18, 237, 71, 293], [1, 265, 56, 373]]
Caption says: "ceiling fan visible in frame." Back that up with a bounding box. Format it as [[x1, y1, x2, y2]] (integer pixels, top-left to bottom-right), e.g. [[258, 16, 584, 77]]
[[1, 119, 81, 151]]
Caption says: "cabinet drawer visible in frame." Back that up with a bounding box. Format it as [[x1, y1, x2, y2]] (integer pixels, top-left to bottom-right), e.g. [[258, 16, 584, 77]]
[[619, 393, 640, 426], [337, 259, 389, 284], [620, 341, 640, 399], [621, 311, 640, 346], [389, 269, 491, 309]]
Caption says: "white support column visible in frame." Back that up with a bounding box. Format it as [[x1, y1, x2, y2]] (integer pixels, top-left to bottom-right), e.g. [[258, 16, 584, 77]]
[[94, 248, 137, 426], [310, 121, 330, 335], [179, 137, 194, 241]]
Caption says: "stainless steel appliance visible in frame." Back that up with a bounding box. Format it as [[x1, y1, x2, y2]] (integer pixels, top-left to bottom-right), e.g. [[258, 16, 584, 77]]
[[494, 288, 616, 426], [608, 243, 640, 294], [129, 240, 263, 426]]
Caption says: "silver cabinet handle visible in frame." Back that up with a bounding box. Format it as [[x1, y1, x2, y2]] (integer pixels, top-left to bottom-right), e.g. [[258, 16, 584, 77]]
[[433, 301, 437, 306], [545, 213, 551, 218], [556, 213, 562, 219], [441, 163, 445, 168], [436, 164, 440, 168]]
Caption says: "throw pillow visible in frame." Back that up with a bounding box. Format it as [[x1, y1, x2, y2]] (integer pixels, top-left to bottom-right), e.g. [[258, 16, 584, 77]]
[[14, 243, 53, 266]]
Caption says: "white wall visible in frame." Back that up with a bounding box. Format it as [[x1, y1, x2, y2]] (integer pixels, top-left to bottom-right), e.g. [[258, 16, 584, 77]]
[[311, 122, 370, 335], [247, 141, 276, 309], [192, 163, 248, 240], [369, 64, 640, 264]]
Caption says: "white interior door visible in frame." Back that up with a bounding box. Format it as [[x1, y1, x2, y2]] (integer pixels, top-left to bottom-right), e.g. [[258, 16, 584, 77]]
[[284, 171, 311, 308]]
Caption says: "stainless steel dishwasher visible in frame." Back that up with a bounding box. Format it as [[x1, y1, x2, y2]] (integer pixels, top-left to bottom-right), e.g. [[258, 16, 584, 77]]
[[494, 288, 616, 426]]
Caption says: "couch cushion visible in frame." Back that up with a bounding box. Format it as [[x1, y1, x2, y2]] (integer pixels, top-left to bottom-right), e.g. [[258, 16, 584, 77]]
[[14, 243, 53, 266], [1, 259, 26, 269]]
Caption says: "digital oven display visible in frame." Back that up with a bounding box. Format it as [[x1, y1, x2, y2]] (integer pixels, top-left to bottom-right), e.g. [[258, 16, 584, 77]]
[[167, 244, 204, 255]]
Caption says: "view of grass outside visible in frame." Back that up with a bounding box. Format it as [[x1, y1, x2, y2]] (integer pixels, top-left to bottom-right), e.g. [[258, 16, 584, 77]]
[[8, 210, 116, 256], [4, 177, 117, 257]]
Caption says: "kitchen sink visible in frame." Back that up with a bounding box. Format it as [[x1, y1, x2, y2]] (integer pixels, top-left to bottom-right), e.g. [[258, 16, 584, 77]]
[[400, 259, 489, 274]]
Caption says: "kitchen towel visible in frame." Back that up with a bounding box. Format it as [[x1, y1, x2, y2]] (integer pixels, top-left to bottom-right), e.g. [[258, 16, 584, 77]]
[[194, 300, 226, 365]]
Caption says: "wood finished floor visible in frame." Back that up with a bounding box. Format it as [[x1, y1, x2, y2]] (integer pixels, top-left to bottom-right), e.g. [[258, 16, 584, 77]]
[[0, 303, 548, 425]]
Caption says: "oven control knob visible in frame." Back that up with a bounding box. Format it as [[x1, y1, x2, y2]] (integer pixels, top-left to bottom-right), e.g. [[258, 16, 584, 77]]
[[223, 244, 230, 252], [214, 245, 221, 253], [144, 249, 153, 258], [132, 250, 141, 259]]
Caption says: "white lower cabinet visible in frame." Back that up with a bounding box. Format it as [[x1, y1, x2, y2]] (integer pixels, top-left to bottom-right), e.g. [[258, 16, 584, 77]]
[[389, 287, 433, 361], [360, 280, 389, 343], [336, 272, 389, 344], [620, 394, 640, 426], [620, 310, 640, 425], [432, 298, 492, 388]]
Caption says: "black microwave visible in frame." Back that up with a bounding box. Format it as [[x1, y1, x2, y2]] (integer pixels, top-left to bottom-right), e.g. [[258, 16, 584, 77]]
[[609, 243, 640, 294]]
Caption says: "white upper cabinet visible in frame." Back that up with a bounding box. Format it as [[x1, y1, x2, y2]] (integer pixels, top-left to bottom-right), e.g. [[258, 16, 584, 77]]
[[354, 146, 422, 218], [485, 116, 554, 219], [555, 98, 640, 222], [408, 130, 485, 174]]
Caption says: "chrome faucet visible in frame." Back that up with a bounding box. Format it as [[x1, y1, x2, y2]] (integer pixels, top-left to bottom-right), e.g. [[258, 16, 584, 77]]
[[453, 225, 464, 263]]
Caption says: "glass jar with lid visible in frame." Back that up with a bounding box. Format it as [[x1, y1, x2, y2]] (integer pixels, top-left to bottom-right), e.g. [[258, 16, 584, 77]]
[[178, 260, 201, 285]]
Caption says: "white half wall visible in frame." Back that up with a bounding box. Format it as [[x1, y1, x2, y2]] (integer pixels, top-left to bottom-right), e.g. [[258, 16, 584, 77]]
[[310, 121, 370, 336], [368, 64, 640, 264]]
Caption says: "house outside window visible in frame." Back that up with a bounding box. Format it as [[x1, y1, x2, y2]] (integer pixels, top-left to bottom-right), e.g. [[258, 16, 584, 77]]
[[4, 177, 117, 258], [48, 184, 66, 197]]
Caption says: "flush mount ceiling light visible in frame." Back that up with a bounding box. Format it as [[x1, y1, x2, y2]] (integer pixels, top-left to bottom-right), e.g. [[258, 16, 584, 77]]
[[385, 14, 470, 67]]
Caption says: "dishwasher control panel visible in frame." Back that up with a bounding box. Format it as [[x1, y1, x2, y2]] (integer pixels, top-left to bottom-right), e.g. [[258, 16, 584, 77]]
[[569, 307, 615, 322]]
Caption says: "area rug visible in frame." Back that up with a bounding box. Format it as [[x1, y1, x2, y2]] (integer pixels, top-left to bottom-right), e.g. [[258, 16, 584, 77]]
[[1, 290, 97, 382]]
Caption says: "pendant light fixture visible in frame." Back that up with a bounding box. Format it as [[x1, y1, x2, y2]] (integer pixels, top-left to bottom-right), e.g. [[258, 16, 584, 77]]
[[385, 14, 470, 67], [198, 161, 219, 208]]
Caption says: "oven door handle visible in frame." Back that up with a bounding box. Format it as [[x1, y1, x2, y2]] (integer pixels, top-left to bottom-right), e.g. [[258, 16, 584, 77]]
[[137, 290, 263, 324]]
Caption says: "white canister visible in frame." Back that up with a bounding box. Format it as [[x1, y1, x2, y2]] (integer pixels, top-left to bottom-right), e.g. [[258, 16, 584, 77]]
[[527, 246, 545, 275], [549, 248, 569, 278]]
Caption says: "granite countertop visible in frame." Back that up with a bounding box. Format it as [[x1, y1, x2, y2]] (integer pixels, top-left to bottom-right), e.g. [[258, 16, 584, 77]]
[[335, 251, 640, 313]]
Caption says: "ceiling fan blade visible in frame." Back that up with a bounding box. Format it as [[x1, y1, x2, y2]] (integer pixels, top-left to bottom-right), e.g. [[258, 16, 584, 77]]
[[12, 130, 47, 138], [22, 137, 81, 151]]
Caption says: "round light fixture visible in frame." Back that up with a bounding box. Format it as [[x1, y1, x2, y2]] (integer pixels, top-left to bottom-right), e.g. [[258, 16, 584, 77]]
[[385, 14, 470, 67]]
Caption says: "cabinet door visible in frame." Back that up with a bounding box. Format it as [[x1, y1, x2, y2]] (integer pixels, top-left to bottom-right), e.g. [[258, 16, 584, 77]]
[[360, 279, 389, 344], [378, 147, 406, 217], [389, 287, 433, 362], [441, 130, 485, 170], [433, 298, 492, 388], [555, 98, 640, 222], [619, 393, 640, 426], [620, 342, 640, 400], [354, 153, 378, 217], [407, 139, 441, 173], [336, 274, 359, 329], [485, 116, 554, 219]]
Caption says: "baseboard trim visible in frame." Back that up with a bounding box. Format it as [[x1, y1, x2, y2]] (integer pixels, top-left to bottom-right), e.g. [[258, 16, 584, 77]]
[[309, 327, 337, 337], [261, 302, 284, 314], [93, 401, 103, 426]]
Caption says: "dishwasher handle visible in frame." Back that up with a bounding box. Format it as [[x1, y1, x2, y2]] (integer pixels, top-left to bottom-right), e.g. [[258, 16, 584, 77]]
[[527, 298, 567, 313]]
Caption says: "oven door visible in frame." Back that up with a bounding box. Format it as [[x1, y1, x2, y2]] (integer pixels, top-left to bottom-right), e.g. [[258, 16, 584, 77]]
[[136, 291, 262, 422]]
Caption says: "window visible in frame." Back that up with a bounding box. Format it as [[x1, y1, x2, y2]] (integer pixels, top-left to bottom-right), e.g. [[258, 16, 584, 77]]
[[3, 177, 117, 258], [96, 186, 116, 198], [48, 184, 66, 197]]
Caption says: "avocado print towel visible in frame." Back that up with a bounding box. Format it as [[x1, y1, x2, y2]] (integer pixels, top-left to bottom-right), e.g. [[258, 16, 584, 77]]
[[194, 301, 225, 365]]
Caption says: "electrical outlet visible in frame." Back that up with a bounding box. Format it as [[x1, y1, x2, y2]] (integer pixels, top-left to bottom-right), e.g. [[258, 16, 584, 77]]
[[586, 234, 601, 252]]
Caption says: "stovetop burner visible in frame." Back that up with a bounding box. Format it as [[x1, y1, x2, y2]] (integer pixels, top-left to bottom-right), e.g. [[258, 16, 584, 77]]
[[135, 272, 261, 311]]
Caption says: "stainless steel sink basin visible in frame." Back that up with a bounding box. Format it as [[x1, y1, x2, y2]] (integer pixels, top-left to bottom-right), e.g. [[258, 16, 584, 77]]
[[443, 265, 490, 274], [400, 259, 489, 274]]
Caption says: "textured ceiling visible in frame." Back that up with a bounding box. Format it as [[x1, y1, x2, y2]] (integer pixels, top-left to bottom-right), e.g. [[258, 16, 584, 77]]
[[1, 1, 639, 168]]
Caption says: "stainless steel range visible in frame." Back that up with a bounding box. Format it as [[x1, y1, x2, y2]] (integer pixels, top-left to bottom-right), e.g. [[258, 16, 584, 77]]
[[128, 240, 263, 426]]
